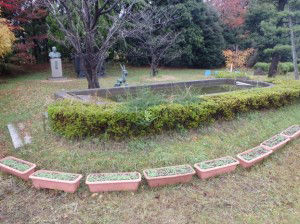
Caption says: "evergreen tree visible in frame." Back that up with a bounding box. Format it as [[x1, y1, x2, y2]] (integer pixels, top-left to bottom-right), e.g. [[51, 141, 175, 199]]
[[127, 0, 225, 68], [245, 0, 295, 76], [170, 0, 225, 68]]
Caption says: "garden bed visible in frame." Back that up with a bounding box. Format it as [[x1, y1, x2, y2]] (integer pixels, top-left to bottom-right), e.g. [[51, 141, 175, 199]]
[[86, 172, 142, 192], [237, 146, 272, 168], [0, 156, 36, 180], [194, 156, 239, 179], [143, 165, 195, 187], [261, 134, 290, 151], [281, 125, 300, 140], [29, 170, 82, 193], [48, 80, 300, 140]]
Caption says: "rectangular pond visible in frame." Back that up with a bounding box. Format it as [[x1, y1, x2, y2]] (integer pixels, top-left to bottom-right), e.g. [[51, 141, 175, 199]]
[[55, 79, 273, 105]]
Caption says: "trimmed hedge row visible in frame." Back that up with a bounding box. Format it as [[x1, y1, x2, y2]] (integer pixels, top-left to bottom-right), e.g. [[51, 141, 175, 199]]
[[48, 80, 300, 139], [254, 62, 300, 74]]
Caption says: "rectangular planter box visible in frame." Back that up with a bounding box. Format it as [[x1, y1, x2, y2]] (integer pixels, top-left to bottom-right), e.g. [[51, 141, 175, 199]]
[[0, 156, 36, 181], [281, 125, 300, 140], [143, 165, 195, 188], [194, 156, 239, 179], [261, 134, 290, 152], [29, 170, 82, 193], [86, 172, 142, 192], [237, 146, 273, 168]]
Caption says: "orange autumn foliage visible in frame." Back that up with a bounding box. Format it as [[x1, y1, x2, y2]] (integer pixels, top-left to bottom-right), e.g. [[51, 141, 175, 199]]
[[223, 48, 254, 70]]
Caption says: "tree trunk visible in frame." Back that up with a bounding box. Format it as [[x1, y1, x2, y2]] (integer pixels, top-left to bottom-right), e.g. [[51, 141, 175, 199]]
[[151, 56, 159, 76], [247, 48, 258, 68], [268, 53, 281, 77], [288, 6, 299, 80], [268, 0, 288, 77], [84, 55, 100, 89]]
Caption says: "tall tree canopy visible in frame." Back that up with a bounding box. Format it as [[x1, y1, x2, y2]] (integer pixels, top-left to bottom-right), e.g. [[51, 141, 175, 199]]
[[208, 0, 248, 27], [0, 0, 48, 63], [245, 0, 299, 76], [126, 0, 226, 68]]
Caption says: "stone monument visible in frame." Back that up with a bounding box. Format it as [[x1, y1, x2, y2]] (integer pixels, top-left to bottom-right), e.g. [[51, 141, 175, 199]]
[[49, 47, 65, 80]]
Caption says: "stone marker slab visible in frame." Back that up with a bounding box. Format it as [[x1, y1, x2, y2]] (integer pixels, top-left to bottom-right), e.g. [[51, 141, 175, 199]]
[[7, 123, 24, 149]]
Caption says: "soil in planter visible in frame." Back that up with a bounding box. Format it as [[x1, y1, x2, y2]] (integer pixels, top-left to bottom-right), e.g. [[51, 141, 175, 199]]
[[87, 173, 140, 182], [197, 157, 237, 170], [145, 165, 194, 178], [240, 147, 270, 161], [1, 159, 31, 172], [282, 125, 300, 136], [262, 135, 288, 147], [33, 172, 79, 181]]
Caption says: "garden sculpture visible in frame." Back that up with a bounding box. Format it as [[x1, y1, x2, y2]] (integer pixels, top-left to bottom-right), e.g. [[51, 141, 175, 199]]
[[49, 46, 61, 59], [114, 64, 128, 87], [49, 46, 64, 79]]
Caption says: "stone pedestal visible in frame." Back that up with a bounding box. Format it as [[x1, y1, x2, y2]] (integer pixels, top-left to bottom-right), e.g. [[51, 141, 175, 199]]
[[49, 58, 65, 79]]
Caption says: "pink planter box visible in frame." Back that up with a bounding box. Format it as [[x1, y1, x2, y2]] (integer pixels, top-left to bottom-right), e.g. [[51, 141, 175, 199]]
[[237, 147, 273, 168], [29, 170, 82, 193], [0, 156, 36, 181], [281, 125, 300, 140], [194, 156, 239, 180], [261, 134, 290, 152], [143, 165, 195, 188], [86, 172, 142, 192]]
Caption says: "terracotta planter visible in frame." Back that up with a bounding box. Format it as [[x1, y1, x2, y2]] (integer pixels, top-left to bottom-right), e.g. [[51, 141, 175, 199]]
[[261, 134, 290, 152], [86, 172, 142, 192], [237, 146, 273, 168], [143, 165, 195, 188], [0, 156, 36, 181], [29, 170, 82, 193], [194, 156, 239, 180], [281, 125, 300, 140]]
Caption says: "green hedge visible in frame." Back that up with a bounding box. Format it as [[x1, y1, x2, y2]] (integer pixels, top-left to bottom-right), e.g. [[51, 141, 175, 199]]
[[254, 62, 300, 74], [48, 80, 300, 139]]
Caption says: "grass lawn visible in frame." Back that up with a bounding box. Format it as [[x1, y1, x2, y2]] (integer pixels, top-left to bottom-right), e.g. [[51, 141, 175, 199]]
[[0, 64, 299, 223]]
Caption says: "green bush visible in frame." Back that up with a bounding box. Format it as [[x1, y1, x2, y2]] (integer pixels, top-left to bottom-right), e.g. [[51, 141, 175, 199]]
[[254, 62, 299, 74], [253, 63, 270, 72], [214, 71, 249, 79], [48, 80, 300, 139], [278, 62, 294, 74]]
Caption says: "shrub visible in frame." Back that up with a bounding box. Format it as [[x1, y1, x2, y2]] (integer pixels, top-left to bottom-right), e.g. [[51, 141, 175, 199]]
[[254, 62, 299, 74], [48, 80, 300, 139], [278, 62, 294, 74], [214, 71, 249, 79], [253, 63, 270, 72]]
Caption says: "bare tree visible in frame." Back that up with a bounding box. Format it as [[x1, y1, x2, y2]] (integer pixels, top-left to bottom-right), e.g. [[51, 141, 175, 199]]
[[125, 5, 181, 76], [40, 0, 136, 89]]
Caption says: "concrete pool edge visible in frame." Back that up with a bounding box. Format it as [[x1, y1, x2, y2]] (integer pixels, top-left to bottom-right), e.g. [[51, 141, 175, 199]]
[[54, 78, 274, 101]]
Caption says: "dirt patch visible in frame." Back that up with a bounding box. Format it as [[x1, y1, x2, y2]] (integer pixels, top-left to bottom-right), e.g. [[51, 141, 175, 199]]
[[40, 79, 76, 83], [144, 75, 177, 82]]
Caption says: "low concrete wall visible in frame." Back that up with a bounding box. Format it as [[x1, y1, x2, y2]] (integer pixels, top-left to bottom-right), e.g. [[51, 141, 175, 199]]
[[54, 78, 273, 100]]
